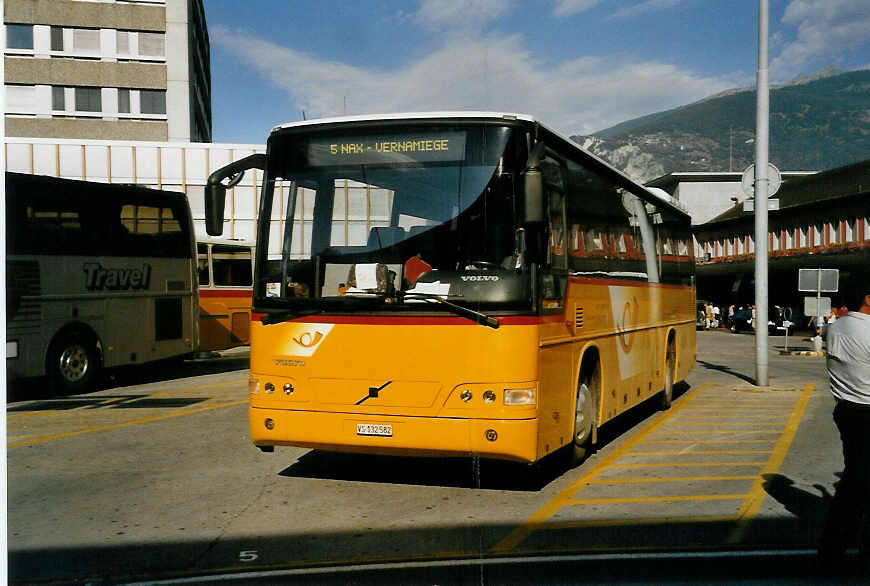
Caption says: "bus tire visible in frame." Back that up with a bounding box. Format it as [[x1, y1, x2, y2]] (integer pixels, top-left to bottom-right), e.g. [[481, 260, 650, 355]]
[[47, 330, 101, 394], [659, 336, 676, 410], [572, 358, 599, 464]]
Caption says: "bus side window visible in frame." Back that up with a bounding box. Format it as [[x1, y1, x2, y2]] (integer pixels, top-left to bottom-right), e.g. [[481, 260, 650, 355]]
[[197, 244, 210, 286]]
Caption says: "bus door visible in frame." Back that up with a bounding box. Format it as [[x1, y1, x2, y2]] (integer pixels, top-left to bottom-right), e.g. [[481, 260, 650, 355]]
[[537, 155, 576, 454]]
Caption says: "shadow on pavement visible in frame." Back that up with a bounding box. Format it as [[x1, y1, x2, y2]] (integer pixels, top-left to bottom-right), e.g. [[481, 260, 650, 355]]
[[8, 519, 869, 585], [6, 351, 249, 403]]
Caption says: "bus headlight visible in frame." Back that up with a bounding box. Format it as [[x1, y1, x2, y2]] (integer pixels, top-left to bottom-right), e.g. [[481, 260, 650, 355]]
[[504, 388, 535, 405], [248, 378, 260, 395], [264, 382, 275, 394], [483, 390, 496, 404]]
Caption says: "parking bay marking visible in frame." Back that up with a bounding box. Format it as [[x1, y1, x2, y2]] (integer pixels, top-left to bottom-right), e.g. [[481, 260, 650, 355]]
[[490, 382, 814, 553], [8, 399, 248, 448]]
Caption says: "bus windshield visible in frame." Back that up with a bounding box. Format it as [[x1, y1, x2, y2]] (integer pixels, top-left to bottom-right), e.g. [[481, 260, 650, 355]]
[[257, 123, 530, 312]]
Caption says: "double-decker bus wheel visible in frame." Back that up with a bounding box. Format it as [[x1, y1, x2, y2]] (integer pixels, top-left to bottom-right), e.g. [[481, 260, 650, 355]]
[[47, 331, 101, 394]]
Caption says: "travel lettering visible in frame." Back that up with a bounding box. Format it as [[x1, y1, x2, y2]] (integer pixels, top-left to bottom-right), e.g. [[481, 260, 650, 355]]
[[83, 263, 152, 291]]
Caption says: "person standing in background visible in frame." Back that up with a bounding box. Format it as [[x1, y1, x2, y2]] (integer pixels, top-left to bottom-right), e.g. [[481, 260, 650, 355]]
[[818, 290, 870, 572]]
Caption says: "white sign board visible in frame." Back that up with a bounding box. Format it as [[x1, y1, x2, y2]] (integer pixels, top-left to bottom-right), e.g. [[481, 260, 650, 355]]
[[798, 268, 839, 292], [804, 296, 831, 317], [742, 163, 782, 197]]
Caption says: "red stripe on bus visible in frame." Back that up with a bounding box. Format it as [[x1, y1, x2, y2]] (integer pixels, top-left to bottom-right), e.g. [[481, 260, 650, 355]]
[[199, 289, 253, 298]]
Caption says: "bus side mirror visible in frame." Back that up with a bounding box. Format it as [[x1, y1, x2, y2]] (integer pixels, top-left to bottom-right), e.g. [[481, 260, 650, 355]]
[[523, 169, 544, 223], [522, 141, 545, 223], [205, 182, 226, 236], [205, 153, 267, 236]]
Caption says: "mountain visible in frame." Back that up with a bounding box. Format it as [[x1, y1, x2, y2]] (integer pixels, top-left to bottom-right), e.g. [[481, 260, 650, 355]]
[[570, 69, 870, 183]]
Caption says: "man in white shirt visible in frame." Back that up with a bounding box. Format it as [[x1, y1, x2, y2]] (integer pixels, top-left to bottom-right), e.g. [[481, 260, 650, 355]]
[[819, 290, 870, 570]]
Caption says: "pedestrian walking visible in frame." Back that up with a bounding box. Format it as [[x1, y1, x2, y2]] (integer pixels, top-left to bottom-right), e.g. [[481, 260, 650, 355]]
[[818, 289, 870, 571]]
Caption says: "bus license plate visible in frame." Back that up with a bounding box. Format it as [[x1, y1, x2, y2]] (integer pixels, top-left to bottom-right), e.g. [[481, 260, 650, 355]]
[[357, 423, 392, 437]]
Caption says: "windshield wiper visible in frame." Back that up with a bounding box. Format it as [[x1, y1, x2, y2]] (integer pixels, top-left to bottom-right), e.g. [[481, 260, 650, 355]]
[[400, 292, 500, 329]]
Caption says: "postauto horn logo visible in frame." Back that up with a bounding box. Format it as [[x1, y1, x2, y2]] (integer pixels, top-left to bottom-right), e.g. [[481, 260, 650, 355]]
[[284, 324, 333, 357]]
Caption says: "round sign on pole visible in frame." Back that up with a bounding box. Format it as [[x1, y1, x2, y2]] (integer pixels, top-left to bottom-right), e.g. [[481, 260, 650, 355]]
[[742, 163, 781, 198]]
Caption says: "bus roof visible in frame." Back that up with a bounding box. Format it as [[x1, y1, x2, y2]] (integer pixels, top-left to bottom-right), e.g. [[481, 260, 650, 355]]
[[269, 112, 690, 220]]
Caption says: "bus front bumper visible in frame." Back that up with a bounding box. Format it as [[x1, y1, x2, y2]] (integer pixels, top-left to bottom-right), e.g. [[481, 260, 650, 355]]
[[249, 406, 540, 463]]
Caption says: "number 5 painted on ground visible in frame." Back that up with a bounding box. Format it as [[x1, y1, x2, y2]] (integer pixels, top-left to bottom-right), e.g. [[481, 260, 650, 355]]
[[239, 550, 258, 562]]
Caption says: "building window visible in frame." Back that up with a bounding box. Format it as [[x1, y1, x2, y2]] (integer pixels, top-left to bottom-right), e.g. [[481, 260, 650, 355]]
[[828, 220, 840, 244], [51, 26, 64, 51], [785, 227, 794, 249], [52, 86, 66, 110], [75, 87, 102, 112], [139, 89, 166, 114], [865, 217, 870, 240], [736, 235, 745, 255], [72, 28, 100, 54], [845, 218, 856, 242], [799, 226, 808, 247], [813, 223, 824, 246], [771, 230, 780, 251], [138, 32, 165, 57], [118, 88, 131, 113], [7, 24, 34, 49], [5, 85, 37, 114], [749, 235, 755, 254]]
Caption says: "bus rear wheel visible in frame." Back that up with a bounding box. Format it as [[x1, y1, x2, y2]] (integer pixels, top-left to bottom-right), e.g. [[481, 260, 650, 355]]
[[659, 338, 676, 410], [572, 362, 599, 464], [47, 331, 101, 394]]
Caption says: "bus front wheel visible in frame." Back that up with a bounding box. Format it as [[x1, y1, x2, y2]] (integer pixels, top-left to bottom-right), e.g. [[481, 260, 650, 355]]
[[572, 361, 599, 464], [659, 338, 676, 410], [47, 331, 101, 394]]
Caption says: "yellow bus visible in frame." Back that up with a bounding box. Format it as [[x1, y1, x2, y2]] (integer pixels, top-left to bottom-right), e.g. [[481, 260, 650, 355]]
[[196, 238, 255, 353], [204, 112, 695, 464], [6, 172, 198, 393]]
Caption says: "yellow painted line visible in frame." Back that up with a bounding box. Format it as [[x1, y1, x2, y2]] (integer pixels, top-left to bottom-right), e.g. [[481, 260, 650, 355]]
[[664, 427, 787, 432], [8, 399, 248, 447], [7, 379, 246, 419], [588, 475, 757, 484], [626, 449, 773, 456], [72, 396, 132, 410], [489, 381, 713, 553], [677, 413, 788, 423], [643, 439, 776, 444], [607, 461, 767, 469], [565, 494, 745, 505], [726, 383, 814, 544], [521, 514, 738, 532]]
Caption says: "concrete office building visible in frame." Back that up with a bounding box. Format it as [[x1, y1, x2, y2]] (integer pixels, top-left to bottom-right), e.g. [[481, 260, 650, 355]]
[[645, 171, 816, 226], [4, 0, 211, 142]]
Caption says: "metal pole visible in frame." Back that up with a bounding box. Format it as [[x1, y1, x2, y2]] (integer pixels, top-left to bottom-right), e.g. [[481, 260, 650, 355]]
[[754, 0, 770, 386]]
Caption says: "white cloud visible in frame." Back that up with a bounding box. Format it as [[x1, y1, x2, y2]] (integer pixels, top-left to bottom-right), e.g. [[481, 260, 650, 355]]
[[212, 25, 739, 135], [414, 0, 513, 32], [610, 0, 684, 20], [772, 0, 870, 80], [552, 0, 599, 18]]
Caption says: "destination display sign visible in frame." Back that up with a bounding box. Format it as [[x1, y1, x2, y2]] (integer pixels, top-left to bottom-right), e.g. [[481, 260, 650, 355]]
[[307, 132, 467, 166]]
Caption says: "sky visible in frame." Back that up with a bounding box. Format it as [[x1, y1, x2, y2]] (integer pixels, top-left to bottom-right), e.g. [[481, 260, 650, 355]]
[[204, 0, 870, 144]]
